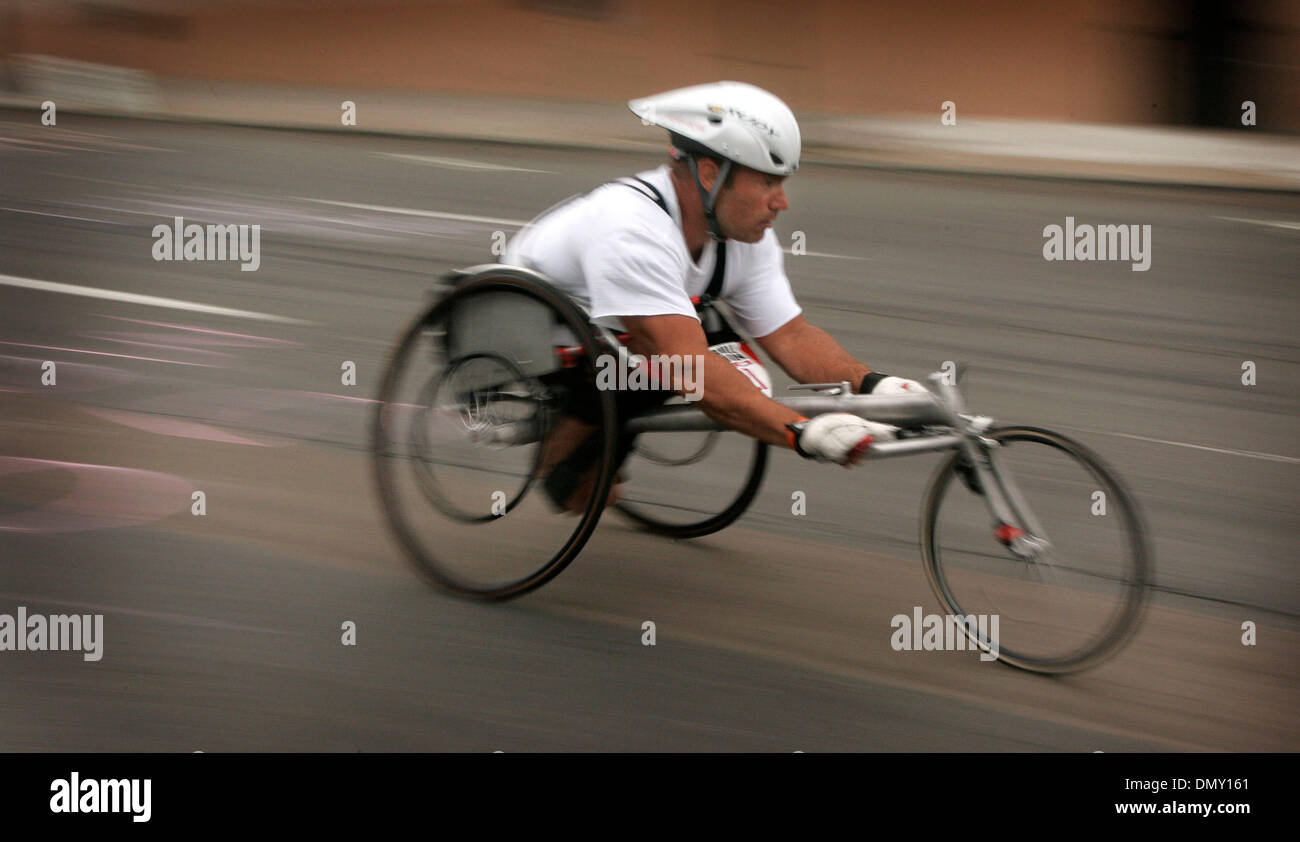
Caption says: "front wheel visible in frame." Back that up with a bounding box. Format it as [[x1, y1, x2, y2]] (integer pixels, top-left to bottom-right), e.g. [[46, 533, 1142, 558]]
[[919, 426, 1150, 674]]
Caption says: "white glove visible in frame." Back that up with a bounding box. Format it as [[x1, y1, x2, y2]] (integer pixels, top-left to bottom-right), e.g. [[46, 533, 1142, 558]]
[[866, 375, 928, 396], [791, 413, 897, 466]]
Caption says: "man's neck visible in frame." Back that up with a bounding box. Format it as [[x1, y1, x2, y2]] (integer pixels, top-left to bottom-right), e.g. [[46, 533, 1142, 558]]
[[669, 170, 711, 263]]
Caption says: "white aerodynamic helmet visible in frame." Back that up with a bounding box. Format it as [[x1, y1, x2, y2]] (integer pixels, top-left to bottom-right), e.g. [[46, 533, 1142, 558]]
[[628, 81, 801, 176]]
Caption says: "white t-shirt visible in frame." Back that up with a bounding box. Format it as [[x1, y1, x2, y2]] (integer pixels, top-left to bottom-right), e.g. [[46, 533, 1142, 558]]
[[503, 165, 801, 339]]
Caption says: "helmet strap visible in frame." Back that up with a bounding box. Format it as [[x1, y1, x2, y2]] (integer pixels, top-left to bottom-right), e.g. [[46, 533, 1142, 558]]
[[686, 155, 732, 242]]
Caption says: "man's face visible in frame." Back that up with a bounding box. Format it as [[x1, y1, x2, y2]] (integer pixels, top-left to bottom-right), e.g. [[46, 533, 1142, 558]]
[[714, 164, 790, 243]]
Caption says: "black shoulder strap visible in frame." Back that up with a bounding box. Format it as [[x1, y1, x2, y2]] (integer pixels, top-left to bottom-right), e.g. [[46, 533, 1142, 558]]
[[705, 241, 726, 300], [615, 176, 726, 301], [616, 177, 670, 216]]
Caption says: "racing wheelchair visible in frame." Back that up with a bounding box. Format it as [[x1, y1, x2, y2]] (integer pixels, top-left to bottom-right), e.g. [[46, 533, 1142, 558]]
[[371, 265, 1151, 674]]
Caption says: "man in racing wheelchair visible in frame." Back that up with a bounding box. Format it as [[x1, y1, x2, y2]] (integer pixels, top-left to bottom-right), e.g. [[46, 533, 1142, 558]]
[[503, 81, 928, 514]]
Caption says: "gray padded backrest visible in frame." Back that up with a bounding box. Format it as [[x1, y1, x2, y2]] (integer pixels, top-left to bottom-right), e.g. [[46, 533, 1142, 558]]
[[447, 290, 561, 378]]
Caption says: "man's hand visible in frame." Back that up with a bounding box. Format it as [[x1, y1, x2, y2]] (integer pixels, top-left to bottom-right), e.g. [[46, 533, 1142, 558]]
[[792, 413, 897, 466], [861, 373, 928, 395]]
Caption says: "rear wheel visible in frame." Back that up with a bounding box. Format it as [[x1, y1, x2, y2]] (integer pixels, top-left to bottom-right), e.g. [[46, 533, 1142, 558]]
[[614, 424, 767, 538], [372, 271, 618, 600]]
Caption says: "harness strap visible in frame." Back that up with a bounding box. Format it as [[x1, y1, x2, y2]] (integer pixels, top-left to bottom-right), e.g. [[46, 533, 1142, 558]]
[[615, 177, 727, 300], [704, 239, 726, 300], [618, 177, 669, 215]]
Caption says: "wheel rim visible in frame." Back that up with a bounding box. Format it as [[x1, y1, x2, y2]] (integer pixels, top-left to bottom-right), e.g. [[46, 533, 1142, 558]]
[[407, 352, 546, 523], [920, 427, 1149, 673], [372, 274, 617, 599], [615, 436, 767, 539]]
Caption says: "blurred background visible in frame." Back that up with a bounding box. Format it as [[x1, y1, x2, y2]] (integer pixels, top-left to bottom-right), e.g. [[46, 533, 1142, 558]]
[[0, 0, 1296, 752], [2, 0, 1299, 126]]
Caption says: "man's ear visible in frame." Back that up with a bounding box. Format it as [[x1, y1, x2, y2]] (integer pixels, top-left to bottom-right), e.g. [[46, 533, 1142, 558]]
[[695, 157, 721, 192]]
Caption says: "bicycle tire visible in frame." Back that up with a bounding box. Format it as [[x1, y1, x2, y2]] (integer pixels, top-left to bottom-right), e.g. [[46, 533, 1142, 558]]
[[372, 270, 618, 600], [919, 426, 1150, 674], [614, 438, 768, 539]]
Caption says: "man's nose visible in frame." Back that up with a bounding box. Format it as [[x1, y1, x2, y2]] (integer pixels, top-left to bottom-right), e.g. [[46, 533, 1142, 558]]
[[771, 185, 789, 211]]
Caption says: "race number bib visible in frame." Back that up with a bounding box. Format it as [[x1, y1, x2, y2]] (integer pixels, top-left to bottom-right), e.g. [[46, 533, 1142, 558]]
[[709, 341, 772, 397]]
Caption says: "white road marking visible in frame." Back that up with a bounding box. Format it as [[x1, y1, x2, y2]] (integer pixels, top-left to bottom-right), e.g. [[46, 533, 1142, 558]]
[[0, 206, 124, 224], [294, 197, 529, 227], [304, 391, 381, 404], [52, 200, 161, 217], [376, 152, 553, 173], [0, 137, 94, 152], [0, 592, 295, 635], [95, 314, 298, 345], [83, 334, 233, 358], [59, 198, 425, 240], [47, 173, 159, 188], [0, 133, 171, 153], [1213, 216, 1300, 231], [0, 340, 215, 368], [0, 274, 310, 324], [781, 247, 868, 260], [1068, 426, 1300, 464]]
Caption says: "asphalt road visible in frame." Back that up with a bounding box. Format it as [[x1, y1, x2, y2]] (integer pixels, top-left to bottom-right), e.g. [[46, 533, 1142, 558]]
[[1, 111, 1296, 750]]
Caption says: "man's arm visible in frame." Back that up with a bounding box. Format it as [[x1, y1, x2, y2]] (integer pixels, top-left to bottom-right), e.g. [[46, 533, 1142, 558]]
[[754, 314, 873, 391], [622, 312, 907, 465], [621, 313, 804, 447]]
